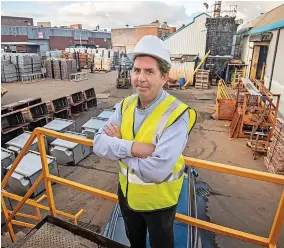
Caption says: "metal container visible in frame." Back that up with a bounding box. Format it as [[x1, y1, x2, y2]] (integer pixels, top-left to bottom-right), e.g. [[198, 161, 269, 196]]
[[82, 117, 108, 139], [43, 118, 75, 144], [97, 109, 115, 120], [7, 151, 59, 197], [50, 132, 91, 166], [1, 148, 15, 180], [5, 131, 48, 156]]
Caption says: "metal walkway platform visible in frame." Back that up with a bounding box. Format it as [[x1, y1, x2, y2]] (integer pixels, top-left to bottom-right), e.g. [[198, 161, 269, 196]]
[[12, 216, 128, 248]]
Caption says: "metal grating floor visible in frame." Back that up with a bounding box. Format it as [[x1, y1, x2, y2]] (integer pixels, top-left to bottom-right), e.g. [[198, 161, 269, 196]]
[[196, 187, 210, 197], [20, 222, 99, 248]]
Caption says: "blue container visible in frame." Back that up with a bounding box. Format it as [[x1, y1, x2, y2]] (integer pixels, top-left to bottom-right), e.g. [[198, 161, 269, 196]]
[[179, 78, 185, 86]]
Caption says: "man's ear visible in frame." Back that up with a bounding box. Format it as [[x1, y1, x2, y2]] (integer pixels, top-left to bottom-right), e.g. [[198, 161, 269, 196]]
[[161, 72, 169, 82]]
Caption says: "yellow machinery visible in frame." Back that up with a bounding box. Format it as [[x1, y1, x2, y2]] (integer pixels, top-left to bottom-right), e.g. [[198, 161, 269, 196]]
[[1, 127, 284, 247]]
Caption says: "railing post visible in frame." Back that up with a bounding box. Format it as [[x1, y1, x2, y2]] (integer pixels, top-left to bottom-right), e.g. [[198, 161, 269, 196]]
[[268, 190, 284, 246], [37, 133, 57, 216], [1, 196, 16, 242]]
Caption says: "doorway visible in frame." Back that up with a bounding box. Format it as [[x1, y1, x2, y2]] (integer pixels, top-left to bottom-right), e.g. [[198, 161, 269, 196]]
[[250, 44, 268, 80]]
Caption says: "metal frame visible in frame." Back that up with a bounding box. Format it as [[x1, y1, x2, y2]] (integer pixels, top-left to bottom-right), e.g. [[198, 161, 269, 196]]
[[1, 127, 284, 247]]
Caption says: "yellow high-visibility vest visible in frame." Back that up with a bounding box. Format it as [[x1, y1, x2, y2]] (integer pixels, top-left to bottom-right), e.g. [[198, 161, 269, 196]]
[[119, 94, 197, 211]]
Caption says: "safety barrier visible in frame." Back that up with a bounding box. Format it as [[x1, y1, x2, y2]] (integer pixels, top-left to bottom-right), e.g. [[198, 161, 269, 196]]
[[1, 127, 284, 247]]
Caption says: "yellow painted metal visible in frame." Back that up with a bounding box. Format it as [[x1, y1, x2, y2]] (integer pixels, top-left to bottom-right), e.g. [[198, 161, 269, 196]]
[[7, 173, 44, 223], [1, 196, 16, 242], [268, 244, 277, 248], [268, 190, 284, 245], [217, 79, 232, 99], [35, 127, 93, 147], [36, 194, 47, 203], [1, 128, 284, 247], [35, 194, 47, 220], [2, 191, 78, 219], [184, 157, 284, 185], [182, 50, 211, 89], [38, 134, 57, 216], [48, 174, 118, 202], [1, 132, 36, 189], [73, 209, 86, 225], [7, 210, 40, 221], [11, 220, 36, 228], [175, 213, 269, 246]]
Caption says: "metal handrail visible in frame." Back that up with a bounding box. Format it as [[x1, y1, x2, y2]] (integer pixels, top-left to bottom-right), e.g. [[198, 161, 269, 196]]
[[1, 127, 284, 247]]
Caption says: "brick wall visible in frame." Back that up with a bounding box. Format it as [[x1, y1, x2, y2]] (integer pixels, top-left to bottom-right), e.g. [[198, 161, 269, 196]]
[[1, 35, 29, 42], [136, 27, 159, 42], [88, 37, 110, 48], [49, 36, 73, 50]]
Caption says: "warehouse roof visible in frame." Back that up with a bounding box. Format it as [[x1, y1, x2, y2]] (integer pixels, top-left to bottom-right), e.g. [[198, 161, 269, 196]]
[[246, 4, 284, 35], [163, 12, 210, 41]]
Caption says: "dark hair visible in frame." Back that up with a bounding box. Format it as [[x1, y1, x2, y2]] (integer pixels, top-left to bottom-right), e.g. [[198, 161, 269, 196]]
[[133, 55, 171, 76]]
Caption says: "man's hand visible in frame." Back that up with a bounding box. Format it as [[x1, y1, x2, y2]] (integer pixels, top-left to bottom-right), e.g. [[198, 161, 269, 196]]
[[131, 142, 156, 158], [103, 122, 121, 139]]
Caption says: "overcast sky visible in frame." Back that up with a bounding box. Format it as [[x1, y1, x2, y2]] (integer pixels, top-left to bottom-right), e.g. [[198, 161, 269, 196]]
[[1, 1, 283, 30]]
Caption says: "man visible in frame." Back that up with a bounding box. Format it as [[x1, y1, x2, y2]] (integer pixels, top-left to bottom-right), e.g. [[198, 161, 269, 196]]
[[93, 35, 196, 248]]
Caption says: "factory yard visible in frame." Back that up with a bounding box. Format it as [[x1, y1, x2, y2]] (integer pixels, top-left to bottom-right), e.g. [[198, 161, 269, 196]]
[[1, 72, 283, 248]]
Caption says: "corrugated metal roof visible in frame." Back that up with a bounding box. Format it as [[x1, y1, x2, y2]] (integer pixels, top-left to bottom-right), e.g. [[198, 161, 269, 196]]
[[163, 13, 210, 41], [251, 4, 284, 29], [164, 14, 208, 59]]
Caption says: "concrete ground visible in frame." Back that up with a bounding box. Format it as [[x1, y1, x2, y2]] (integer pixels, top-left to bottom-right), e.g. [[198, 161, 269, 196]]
[[1, 71, 283, 248]]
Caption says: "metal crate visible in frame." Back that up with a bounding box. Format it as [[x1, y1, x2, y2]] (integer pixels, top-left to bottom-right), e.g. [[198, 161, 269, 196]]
[[53, 108, 71, 119], [6, 131, 48, 156], [52, 96, 70, 112], [97, 110, 115, 120], [7, 151, 59, 197], [50, 132, 91, 166], [1, 110, 26, 134], [82, 117, 108, 139], [1, 148, 15, 180], [83, 88, 97, 108], [21, 102, 49, 123], [19, 97, 42, 106], [43, 118, 75, 144], [2, 101, 29, 112], [1, 127, 24, 147]]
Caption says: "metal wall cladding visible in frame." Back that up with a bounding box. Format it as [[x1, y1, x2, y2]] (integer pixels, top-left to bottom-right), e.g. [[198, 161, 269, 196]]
[[169, 61, 195, 81], [164, 14, 208, 59], [1, 25, 111, 40], [28, 39, 50, 56]]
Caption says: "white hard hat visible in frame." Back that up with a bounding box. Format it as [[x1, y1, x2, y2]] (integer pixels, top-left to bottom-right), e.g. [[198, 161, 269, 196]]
[[128, 35, 171, 67]]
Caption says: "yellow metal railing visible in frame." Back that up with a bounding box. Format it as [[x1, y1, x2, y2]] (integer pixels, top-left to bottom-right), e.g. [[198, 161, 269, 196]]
[[1, 127, 284, 247]]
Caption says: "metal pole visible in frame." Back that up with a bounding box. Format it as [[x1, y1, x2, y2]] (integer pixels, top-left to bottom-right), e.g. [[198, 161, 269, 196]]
[[268, 190, 284, 246], [269, 28, 280, 90], [37, 134, 57, 216]]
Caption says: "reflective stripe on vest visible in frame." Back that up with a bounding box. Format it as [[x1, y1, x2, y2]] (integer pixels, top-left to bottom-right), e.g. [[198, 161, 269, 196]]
[[119, 165, 185, 185]]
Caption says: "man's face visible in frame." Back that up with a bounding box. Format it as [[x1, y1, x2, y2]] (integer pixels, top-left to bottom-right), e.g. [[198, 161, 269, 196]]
[[132, 56, 168, 103]]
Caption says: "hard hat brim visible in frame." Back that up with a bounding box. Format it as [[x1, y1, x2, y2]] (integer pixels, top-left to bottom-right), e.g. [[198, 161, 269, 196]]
[[128, 52, 172, 67]]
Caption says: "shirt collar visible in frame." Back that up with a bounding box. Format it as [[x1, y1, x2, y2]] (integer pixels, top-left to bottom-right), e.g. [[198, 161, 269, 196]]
[[137, 90, 164, 110]]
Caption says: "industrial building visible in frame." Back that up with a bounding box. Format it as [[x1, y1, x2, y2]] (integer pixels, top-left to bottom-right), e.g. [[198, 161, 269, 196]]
[[111, 20, 176, 53], [1, 16, 34, 26], [163, 13, 208, 59], [1, 16, 111, 55], [238, 4, 284, 117]]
